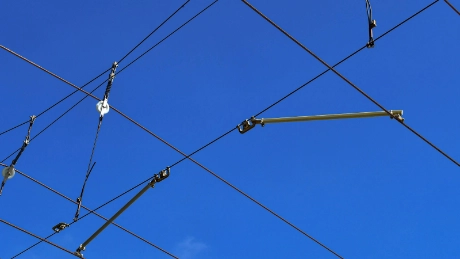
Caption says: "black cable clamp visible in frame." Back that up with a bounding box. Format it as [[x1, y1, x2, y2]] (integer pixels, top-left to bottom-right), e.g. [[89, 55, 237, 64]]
[[1, 115, 36, 196], [390, 111, 404, 122], [11, 115, 36, 166], [52, 222, 70, 232], [237, 117, 262, 134], [366, 0, 377, 48], [150, 167, 170, 187], [103, 62, 118, 101]]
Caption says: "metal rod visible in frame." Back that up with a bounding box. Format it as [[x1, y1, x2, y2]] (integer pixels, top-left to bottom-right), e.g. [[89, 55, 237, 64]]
[[76, 181, 154, 254], [259, 110, 403, 125]]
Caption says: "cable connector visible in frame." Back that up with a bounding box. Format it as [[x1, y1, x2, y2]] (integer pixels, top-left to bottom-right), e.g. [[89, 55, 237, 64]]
[[52, 222, 70, 232], [96, 62, 118, 117], [390, 110, 404, 122], [365, 0, 377, 48], [75, 245, 85, 258], [237, 117, 262, 134], [151, 167, 170, 186], [367, 19, 377, 48]]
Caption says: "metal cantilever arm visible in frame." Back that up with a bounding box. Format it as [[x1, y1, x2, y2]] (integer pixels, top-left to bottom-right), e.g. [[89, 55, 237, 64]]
[[237, 110, 403, 134], [75, 167, 170, 258], [257, 110, 403, 125]]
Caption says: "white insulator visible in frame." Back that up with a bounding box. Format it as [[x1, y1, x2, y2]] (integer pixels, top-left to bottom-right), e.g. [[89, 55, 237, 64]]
[[96, 100, 110, 116], [2, 167, 15, 179]]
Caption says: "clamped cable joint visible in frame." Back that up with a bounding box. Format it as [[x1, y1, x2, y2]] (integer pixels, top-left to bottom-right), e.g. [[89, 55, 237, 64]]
[[151, 167, 171, 187], [96, 62, 118, 117], [52, 222, 70, 232], [75, 245, 85, 258], [0, 115, 36, 196], [237, 117, 264, 134], [389, 110, 404, 122], [366, 0, 377, 48]]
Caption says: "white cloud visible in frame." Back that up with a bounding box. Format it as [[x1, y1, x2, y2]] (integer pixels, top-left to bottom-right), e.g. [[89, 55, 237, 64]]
[[175, 237, 208, 259]]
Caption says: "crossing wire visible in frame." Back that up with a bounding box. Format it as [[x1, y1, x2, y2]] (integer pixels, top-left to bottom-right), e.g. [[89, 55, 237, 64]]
[[0, 163, 179, 259], [7, 1, 446, 259], [0, 218, 79, 258], [60, 2, 454, 258], [243, 0, 459, 167], [0, 45, 111, 138], [0, 0, 213, 164], [1, 79, 109, 164], [3, 0, 449, 258], [4, 1, 219, 257], [0, 0, 190, 139]]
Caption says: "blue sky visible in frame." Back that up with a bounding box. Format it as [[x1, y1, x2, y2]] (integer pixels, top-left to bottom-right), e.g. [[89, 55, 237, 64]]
[[1, 0, 459, 258]]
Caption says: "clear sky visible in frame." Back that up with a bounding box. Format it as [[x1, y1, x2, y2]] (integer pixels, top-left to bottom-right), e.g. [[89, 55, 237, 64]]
[[1, 0, 459, 258]]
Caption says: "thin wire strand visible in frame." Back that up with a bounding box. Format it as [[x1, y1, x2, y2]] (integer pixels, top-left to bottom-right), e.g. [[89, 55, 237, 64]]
[[243, 0, 459, 167], [72, 2, 459, 258], [116, 0, 219, 75], [0, 0, 219, 147], [253, 0, 439, 118], [0, 163, 178, 259], [74, 117, 103, 221], [5, 1, 443, 258], [0, 121, 28, 137], [0, 0, 187, 138], [118, 0, 191, 64], [444, 0, 460, 15], [0, 80, 108, 164], [0, 218, 79, 258]]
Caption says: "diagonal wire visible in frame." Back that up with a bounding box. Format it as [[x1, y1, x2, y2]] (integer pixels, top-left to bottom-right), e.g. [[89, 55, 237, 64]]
[[1, 79, 108, 164], [6, 1, 445, 258], [0, 121, 29, 137], [3, 2, 219, 257], [0, 0, 218, 158], [444, 0, 460, 15], [116, 0, 219, 74], [3, 4, 447, 259], [243, 0, 459, 167], [13, 2, 448, 258], [0, 163, 179, 259], [0, 0, 189, 139], [118, 0, 190, 63], [0, 45, 111, 133], [253, 0, 441, 117], [66, 2, 460, 258], [0, 218, 80, 258]]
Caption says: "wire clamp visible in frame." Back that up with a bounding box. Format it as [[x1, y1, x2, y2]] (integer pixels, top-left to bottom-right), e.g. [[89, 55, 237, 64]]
[[75, 245, 85, 258], [96, 62, 118, 117], [366, 0, 377, 48], [390, 110, 404, 122], [152, 167, 170, 186], [52, 222, 70, 232], [237, 117, 262, 134]]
